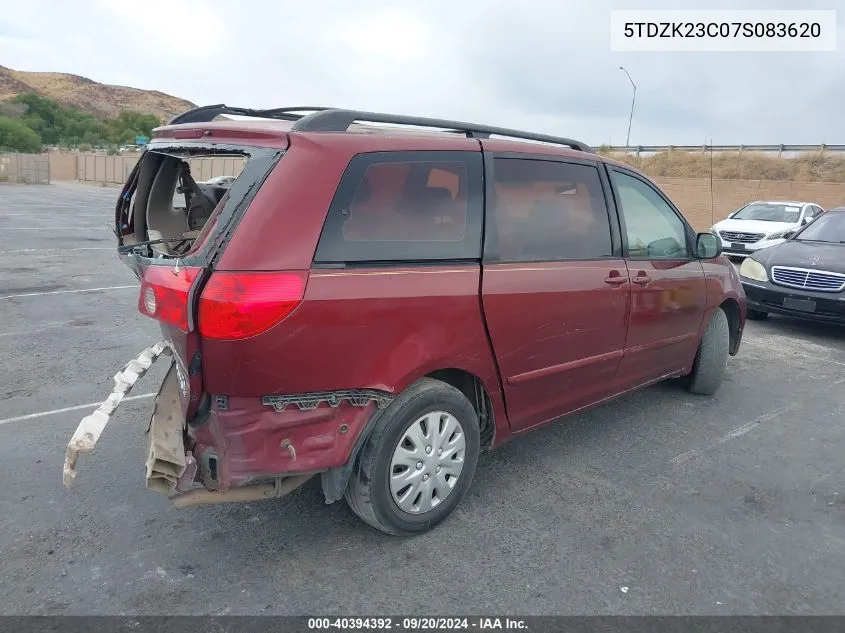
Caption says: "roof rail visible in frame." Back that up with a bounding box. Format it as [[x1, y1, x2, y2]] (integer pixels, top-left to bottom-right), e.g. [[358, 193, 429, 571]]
[[291, 109, 593, 152], [166, 105, 592, 153]]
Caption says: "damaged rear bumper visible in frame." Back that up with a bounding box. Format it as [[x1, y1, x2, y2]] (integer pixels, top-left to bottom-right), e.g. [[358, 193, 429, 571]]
[[63, 341, 173, 489], [62, 341, 377, 508], [63, 340, 198, 496], [145, 362, 190, 493]]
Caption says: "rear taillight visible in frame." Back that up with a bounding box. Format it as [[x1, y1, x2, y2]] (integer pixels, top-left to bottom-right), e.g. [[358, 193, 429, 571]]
[[198, 271, 307, 340], [138, 265, 202, 331]]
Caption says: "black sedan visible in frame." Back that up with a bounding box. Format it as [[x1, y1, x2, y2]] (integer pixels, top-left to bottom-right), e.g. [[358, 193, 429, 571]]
[[738, 207, 845, 324]]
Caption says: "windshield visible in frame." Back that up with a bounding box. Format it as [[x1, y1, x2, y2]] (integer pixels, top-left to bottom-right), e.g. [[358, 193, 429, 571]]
[[794, 212, 845, 243], [732, 203, 803, 223]]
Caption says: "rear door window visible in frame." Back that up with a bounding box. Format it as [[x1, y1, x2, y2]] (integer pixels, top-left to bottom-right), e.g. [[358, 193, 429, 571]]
[[314, 151, 483, 263], [488, 158, 614, 262]]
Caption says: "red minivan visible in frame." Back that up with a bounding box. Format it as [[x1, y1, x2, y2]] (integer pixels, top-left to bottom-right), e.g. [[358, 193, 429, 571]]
[[64, 106, 746, 535]]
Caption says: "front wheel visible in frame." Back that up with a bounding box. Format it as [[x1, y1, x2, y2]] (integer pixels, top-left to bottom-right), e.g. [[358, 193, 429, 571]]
[[345, 378, 480, 536], [685, 307, 730, 396]]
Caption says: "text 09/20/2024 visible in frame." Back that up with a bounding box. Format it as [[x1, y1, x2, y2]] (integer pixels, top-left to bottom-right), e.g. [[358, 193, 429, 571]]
[[307, 618, 528, 631]]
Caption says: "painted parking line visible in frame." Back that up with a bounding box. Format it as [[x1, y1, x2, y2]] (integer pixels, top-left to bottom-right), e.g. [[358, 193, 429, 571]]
[[792, 352, 845, 367], [670, 376, 845, 466], [0, 247, 112, 254], [0, 321, 72, 338], [0, 285, 138, 300], [669, 402, 804, 466], [0, 393, 155, 427]]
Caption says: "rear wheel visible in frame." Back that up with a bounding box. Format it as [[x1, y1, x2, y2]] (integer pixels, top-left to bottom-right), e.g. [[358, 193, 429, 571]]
[[747, 308, 769, 320], [685, 307, 730, 396], [345, 378, 480, 536]]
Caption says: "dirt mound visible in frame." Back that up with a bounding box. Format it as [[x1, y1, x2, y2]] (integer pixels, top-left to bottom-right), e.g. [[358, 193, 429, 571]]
[[0, 65, 195, 121]]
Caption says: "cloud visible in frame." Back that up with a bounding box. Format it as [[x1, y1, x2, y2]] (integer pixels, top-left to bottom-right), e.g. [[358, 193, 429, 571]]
[[0, 0, 841, 144]]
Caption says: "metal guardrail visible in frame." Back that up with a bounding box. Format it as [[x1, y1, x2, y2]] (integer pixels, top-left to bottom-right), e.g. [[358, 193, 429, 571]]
[[603, 144, 845, 157]]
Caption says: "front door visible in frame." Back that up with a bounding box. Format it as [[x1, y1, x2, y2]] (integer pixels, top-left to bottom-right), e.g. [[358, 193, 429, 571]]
[[607, 168, 707, 386], [481, 152, 631, 432]]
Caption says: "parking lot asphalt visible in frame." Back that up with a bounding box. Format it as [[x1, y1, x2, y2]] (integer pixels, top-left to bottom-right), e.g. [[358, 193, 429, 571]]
[[1, 183, 844, 616]]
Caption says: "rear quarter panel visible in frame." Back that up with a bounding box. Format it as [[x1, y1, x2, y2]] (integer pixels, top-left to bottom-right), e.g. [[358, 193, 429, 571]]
[[205, 133, 509, 444], [199, 265, 510, 442]]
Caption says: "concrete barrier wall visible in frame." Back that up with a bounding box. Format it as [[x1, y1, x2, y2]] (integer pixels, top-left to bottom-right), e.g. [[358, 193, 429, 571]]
[[47, 152, 77, 181], [53, 152, 247, 185], [76, 153, 140, 184], [38, 152, 845, 232], [654, 177, 845, 230]]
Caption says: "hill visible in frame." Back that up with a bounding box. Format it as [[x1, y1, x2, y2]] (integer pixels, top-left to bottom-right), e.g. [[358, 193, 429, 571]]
[[0, 65, 195, 122]]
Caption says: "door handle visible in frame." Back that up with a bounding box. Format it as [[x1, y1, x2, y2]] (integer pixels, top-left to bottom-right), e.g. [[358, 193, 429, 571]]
[[632, 273, 652, 286], [604, 273, 627, 286]]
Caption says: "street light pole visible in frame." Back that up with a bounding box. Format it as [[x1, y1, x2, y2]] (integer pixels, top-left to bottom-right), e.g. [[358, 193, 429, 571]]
[[619, 66, 636, 149]]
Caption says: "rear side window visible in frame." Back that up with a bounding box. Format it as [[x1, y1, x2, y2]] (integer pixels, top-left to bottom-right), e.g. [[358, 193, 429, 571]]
[[314, 151, 483, 263], [489, 158, 613, 262]]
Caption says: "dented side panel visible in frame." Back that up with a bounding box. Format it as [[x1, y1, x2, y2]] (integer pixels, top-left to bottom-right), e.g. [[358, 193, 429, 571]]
[[187, 397, 380, 490]]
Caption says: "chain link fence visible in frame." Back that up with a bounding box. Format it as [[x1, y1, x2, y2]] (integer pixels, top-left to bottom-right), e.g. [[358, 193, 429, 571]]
[[0, 152, 50, 184]]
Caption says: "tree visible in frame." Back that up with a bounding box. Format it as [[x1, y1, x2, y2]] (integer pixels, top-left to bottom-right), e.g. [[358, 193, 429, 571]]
[[82, 130, 101, 147], [106, 110, 161, 144], [7, 93, 164, 148], [0, 117, 42, 152]]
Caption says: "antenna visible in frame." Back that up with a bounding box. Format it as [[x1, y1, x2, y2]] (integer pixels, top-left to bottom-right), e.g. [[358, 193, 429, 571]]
[[709, 138, 714, 226]]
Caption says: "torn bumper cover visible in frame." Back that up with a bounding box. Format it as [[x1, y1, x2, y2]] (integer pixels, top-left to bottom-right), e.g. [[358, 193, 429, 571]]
[[61, 341, 361, 508], [145, 362, 189, 493], [63, 340, 176, 489]]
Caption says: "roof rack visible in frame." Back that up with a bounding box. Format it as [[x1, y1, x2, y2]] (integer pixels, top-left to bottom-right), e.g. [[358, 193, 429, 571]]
[[167, 105, 332, 125], [166, 105, 593, 153], [292, 110, 593, 152]]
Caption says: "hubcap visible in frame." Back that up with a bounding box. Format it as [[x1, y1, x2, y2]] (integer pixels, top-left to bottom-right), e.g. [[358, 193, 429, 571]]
[[389, 411, 466, 514]]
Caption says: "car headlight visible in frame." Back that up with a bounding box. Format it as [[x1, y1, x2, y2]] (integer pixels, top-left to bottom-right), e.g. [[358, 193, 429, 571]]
[[739, 258, 768, 282], [765, 229, 791, 240]]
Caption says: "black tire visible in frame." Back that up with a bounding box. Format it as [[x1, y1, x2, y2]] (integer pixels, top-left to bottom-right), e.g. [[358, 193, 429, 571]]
[[747, 308, 769, 320], [686, 307, 730, 396], [345, 378, 480, 536]]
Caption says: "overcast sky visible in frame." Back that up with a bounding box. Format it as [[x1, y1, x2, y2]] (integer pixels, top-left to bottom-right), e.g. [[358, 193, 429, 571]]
[[0, 0, 842, 145]]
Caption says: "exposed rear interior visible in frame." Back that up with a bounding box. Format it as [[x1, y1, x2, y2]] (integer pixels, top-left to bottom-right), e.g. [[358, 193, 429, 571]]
[[121, 149, 248, 257], [115, 143, 282, 435]]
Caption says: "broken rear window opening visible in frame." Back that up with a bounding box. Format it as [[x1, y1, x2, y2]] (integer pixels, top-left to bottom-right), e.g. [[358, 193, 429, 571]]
[[116, 144, 281, 264]]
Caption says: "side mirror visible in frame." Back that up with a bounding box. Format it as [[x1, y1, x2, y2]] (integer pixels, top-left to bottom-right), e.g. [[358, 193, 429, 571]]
[[801, 217, 809, 225], [696, 232, 722, 259]]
